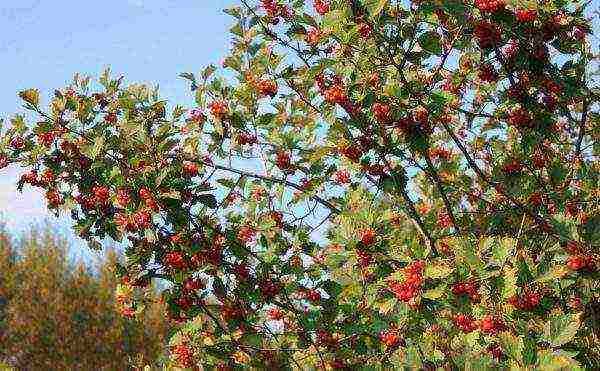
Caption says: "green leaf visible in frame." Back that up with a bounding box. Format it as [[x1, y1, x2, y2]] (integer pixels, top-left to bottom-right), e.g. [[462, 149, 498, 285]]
[[198, 194, 217, 208], [535, 349, 583, 371], [424, 262, 454, 279], [499, 331, 524, 363], [542, 313, 581, 347], [487, 237, 516, 267], [418, 31, 442, 55]]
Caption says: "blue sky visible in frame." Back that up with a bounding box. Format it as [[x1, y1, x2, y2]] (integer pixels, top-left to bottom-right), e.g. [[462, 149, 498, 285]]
[[0, 1, 235, 259]]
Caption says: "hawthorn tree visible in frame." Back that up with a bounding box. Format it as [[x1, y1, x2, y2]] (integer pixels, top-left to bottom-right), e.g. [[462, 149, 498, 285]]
[[1, 0, 599, 369]]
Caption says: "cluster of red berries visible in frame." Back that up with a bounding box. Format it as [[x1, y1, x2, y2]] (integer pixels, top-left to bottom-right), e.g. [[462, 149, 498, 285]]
[[233, 264, 250, 281], [11, 137, 26, 150], [267, 307, 284, 321], [45, 189, 62, 207], [357, 22, 372, 38], [501, 159, 523, 175], [437, 212, 453, 229], [567, 255, 596, 271], [479, 315, 506, 335], [474, 0, 505, 13], [313, 0, 329, 15], [474, 21, 501, 49], [259, 279, 281, 299], [360, 228, 376, 246], [316, 73, 358, 116], [236, 132, 257, 145], [451, 281, 481, 302], [515, 9, 537, 23], [182, 161, 199, 177], [0, 154, 8, 169], [172, 342, 194, 368], [37, 131, 56, 147], [454, 314, 477, 333], [430, 148, 452, 161], [275, 151, 292, 170], [334, 169, 351, 184], [165, 251, 187, 270], [257, 79, 277, 97], [388, 261, 425, 302], [507, 290, 541, 311], [478, 64, 498, 82], [379, 328, 404, 348], [338, 142, 363, 163], [508, 107, 533, 127], [356, 249, 372, 267], [260, 0, 293, 23], [372, 102, 391, 123], [209, 100, 228, 118]]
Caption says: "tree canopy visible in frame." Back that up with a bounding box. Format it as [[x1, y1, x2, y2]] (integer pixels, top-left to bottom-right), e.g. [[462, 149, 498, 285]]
[[1, 0, 599, 369]]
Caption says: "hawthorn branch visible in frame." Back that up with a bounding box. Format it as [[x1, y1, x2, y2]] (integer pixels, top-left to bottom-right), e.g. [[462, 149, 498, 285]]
[[176, 154, 341, 215], [575, 99, 589, 156]]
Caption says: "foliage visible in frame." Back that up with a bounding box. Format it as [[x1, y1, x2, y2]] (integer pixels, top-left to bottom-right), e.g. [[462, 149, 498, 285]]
[[0, 226, 169, 369], [1, 0, 599, 369]]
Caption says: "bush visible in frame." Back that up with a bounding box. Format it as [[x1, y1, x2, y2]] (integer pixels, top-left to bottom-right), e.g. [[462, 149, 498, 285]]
[[1, 0, 599, 369], [0, 226, 169, 369]]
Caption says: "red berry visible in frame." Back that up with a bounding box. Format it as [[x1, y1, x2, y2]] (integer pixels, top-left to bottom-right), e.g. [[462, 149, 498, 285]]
[[257, 79, 278, 97], [314, 0, 329, 15], [360, 228, 376, 246], [182, 161, 199, 177]]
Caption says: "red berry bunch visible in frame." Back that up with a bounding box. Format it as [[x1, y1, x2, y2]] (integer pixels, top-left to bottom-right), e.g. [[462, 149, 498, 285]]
[[507, 289, 541, 311], [259, 279, 281, 299], [474, 0, 505, 13], [172, 343, 194, 368], [478, 64, 498, 82], [209, 100, 228, 118], [437, 212, 453, 229], [567, 255, 596, 271], [0, 154, 8, 169], [501, 159, 523, 175], [358, 22, 372, 38], [267, 307, 284, 321], [356, 249, 372, 267], [360, 228, 376, 246], [474, 21, 501, 49], [164, 251, 187, 270], [115, 188, 130, 207], [372, 102, 391, 124], [314, 0, 329, 15], [451, 282, 481, 302], [236, 132, 257, 145], [257, 79, 277, 97], [479, 316, 506, 335], [275, 151, 291, 170], [45, 189, 63, 207], [430, 148, 452, 161], [182, 161, 199, 177], [237, 225, 256, 244], [388, 261, 424, 302], [11, 137, 25, 150], [515, 9, 537, 23], [306, 27, 322, 45], [334, 169, 351, 184], [92, 185, 110, 205], [379, 328, 404, 348], [454, 314, 477, 333], [37, 131, 55, 147], [133, 208, 152, 229]]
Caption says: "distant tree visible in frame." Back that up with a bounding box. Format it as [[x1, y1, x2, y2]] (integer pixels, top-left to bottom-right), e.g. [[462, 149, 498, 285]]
[[1, 0, 599, 369], [0, 226, 169, 369]]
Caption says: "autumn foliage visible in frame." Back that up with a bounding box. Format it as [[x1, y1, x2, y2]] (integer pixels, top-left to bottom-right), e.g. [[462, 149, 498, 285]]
[[0, 227, 169, 369], [1, 0, 599, 369]]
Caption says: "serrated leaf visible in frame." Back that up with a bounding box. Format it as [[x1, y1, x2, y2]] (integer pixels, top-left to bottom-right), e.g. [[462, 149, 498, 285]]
[[542, 313, 581, 347], [502, 267, 518, 300], [378, 297, 397, 315], [536, 349, 583, 371], [425, 262, 454, 279], [418, 31, 442, 55]]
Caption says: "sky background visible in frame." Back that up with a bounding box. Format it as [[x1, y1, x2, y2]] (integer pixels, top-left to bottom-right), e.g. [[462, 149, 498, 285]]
[[0, 0, 236, 261]]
